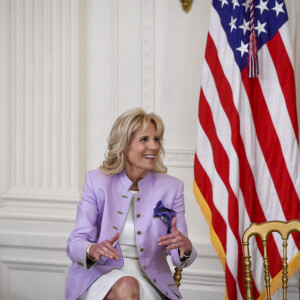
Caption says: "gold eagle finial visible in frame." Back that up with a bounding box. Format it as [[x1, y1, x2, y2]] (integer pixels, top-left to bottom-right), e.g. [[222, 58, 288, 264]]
[[180, 0, 193, 13]]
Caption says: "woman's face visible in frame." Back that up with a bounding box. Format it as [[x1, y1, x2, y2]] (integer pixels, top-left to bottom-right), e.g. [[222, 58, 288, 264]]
[[124, 122, 160, 182]]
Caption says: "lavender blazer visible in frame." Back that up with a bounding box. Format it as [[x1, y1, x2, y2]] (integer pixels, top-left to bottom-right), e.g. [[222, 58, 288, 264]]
[[66, 169, 197, 300]]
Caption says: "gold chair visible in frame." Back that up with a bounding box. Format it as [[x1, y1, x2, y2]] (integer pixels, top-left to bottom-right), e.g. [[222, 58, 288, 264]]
[[242, 219, 300, 300]]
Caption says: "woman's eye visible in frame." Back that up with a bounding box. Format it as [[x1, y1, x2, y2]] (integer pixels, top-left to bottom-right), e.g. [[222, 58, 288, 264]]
[[154, 138, 160, 143], [140, 137, 148, 142]]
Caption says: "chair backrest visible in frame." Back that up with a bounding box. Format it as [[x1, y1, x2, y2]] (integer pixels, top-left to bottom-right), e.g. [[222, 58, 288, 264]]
[[242, 219, 300, 300]]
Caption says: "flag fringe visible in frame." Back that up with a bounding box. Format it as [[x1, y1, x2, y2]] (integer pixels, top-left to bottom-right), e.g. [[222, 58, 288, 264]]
[[193, 180, 228, 300], [193, 180, 226, 269]]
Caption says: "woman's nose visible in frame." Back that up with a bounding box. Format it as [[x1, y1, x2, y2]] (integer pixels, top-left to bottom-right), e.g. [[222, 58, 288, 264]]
[[149, 140, 159, 150]]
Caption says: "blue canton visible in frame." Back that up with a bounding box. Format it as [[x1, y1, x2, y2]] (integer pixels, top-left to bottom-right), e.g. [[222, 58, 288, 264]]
[[213, 0, 288, 71]]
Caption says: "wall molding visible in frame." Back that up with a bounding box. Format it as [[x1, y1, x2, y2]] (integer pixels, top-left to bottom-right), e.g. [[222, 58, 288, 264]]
[[1, 257, 69, 299], [0, 231, 69, 250], [110, 0, 120, 121], [9, 0, 80, 197], [180, 268, 225, 287], [2, 257, 70, 271], [141, 0, 155, 112], [164, 147, 195, 168], [2, 187, 80, 204], [0, 203, 75, 222]]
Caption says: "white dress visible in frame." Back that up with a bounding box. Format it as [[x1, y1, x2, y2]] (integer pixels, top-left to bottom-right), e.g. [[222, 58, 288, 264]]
[[79, 191, 164, 300]]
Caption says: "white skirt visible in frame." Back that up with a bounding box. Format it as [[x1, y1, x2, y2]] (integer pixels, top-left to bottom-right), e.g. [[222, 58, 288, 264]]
[[79, 257, 164, 300]]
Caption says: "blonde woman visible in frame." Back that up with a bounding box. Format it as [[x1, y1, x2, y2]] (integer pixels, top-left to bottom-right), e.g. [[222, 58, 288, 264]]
[[66, 108, 197, 300]]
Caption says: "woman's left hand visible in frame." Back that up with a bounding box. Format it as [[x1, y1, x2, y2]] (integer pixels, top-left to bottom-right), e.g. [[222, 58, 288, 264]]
[[157, 217, 192, 259]]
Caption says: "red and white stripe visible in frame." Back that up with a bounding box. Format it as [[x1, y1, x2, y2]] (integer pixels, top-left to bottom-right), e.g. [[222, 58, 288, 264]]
[[194, 6, 300, 299]]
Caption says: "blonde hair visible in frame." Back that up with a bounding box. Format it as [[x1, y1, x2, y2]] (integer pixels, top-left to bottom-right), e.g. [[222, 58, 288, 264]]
[[100, 108, 167, 175]]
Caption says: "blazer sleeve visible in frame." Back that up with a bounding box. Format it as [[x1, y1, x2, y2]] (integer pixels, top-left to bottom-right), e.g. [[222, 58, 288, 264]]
[[66, 171, 106, 269], [169, 180, 197, 268]]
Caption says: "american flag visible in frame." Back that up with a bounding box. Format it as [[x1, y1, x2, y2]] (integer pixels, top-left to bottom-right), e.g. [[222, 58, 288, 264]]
[[193, 0, 300, 299]]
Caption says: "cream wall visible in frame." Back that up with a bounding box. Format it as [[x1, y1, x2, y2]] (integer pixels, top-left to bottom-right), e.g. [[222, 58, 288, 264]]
[[0, 0, 299, 299]]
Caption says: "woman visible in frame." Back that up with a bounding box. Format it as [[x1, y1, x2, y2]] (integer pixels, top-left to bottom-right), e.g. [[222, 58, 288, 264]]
[[66, 108, 197, 300]]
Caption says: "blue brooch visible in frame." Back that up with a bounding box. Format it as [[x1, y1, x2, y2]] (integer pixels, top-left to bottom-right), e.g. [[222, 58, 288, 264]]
[[153, 200, 176, 233]]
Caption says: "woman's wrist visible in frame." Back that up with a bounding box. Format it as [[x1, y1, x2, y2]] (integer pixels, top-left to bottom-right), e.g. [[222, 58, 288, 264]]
[[86, 243, 97, 261], [178, 249, 192, 262], [183, 250, 192, 258]]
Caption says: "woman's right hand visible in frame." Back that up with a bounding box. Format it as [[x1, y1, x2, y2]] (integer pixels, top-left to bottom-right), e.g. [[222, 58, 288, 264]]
[[89, 232, 120, 261]]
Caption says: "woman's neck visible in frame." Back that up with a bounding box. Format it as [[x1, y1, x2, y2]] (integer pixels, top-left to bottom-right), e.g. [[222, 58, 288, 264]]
[[124, 167, 148, 189], [129, 182, 139, 191]]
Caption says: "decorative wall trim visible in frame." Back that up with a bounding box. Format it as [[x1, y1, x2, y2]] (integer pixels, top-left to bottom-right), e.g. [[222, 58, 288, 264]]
[[1, 256, 69, 300], [164, 148, 195, 168], [181, 269, 225, 286], [2, 188, 80, 204], [0, 231, 68, 250], [2, 257, 70, 270], [110, 0, 120, 121], [0, 209, 75, 222], [141, 0, 155, 112], [9, 0, 79, 199]]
